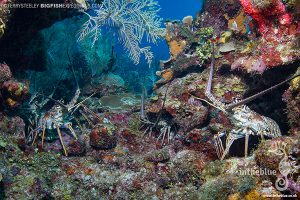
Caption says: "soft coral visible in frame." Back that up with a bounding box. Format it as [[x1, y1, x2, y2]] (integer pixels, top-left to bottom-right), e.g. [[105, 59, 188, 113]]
[[240, 0, 292, 35]]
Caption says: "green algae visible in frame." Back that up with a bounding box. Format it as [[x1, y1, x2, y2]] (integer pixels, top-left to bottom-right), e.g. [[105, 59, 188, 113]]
[[196, 27, 214, 64]]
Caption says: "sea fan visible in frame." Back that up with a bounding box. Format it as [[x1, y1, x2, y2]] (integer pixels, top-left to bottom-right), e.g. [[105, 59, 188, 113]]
[[78, 0, 166, 66]]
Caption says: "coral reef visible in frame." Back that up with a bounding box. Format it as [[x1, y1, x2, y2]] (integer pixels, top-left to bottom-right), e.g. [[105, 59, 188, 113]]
[[90, 126, 117, 150], [0, 113, 25, 136], [240, 0, 292, 35], [0, 63, 28, 109], [165, 21, 188, 60], [254, 136, 300, 194], [1, 80, 29, 108], [283, 68, 300, 135], [0, 0, 299, 199], [0, 0, 13, 39], [0, 63, 11, 83]]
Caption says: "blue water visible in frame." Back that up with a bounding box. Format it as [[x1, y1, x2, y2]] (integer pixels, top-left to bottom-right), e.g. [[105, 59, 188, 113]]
[[91, 0, 204, 65], [159, 0, 204, 21], [149, 0, 205, 62]]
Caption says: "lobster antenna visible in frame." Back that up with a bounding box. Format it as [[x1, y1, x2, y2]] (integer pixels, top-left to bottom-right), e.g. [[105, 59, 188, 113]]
[[226, 71, 300, 110], [67, 48, 79, 88], [206, 43, 215, 94], [154, 83, 170, 127], [41, 95, 68, 109], [140, 85, 147, 120], [189, 93, 227, 113]]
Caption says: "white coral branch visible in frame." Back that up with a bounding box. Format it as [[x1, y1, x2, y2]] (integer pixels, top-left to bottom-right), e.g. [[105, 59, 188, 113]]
[[77, 0, 165, 65]]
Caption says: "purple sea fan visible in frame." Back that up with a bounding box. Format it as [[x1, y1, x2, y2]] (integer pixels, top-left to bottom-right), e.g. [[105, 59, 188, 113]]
[[187, 96, 203, 107], [288, 178, 300, 193], [251, 57, 266, 74], [231, 56, 249, 70], [231, 56, 267, 74]]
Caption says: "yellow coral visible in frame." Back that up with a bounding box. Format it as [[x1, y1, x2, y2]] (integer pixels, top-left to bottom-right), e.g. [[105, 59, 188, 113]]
[[151, 95, 159, 101], [15, 87, 24, 97], [161, 69, 174, 81], [166, 33, 186, 59], [0, 18, 5, 38], [245, 189, 265, 200], [228, 193, 241, 200], [291, 73, 300, 91], [219, 31, 232, 44], [224, 10, 247, 34], [169, 40, 186, 59], [6, 98, 17, 107], [241, 42, 256, 54]]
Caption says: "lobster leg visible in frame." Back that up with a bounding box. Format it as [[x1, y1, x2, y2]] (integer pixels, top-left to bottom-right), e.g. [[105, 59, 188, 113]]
[[167, 126, 171, 144], [41, 123, 46, 148], [157, 126, 166, 143], [161, 127, 168, 145], [74, 116, 84, 133], [148, 126, 153, 137], [53, 120, 68, 156], [244, 130, 249, 158], [80, 110, 93, 127], [66, 123, 78, 140], [214, 132, 225, 159], [221, 132, 241, 160], [142, 126, 150, 137], [260, 131, 265, 140], [32, 126, 41, 146], [214, 137, 221, 159]]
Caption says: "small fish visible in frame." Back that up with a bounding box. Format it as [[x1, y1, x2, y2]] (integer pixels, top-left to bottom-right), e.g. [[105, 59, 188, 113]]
[[245, 16, 253, 34], [230, 21, 239, 32]]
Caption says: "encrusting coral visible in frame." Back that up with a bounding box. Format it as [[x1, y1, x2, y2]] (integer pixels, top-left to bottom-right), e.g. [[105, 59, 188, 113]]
[[0, 63, 12, 83], [240, 0, 292, 35], [0, 63, 28, 109], [283, 68, 300, 135]]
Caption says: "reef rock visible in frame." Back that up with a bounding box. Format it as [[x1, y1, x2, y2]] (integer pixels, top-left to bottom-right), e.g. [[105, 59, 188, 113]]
[[149, 69, 246, 135], [0, 63, 12, 83], [0, 63, 28, 109], [1, 80, 29, 108], [67, 139, 86, 157], [254, 136, 298, 171], [283, 68, 300, 135], [165, 21, 187, 60], [144, 147, 170, 163], [90, 126, 117, 150], [0, 113, 25, 136]]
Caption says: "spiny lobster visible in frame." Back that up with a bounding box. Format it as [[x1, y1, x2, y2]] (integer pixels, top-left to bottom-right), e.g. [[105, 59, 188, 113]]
[[27, 88, 101, 156], [192, 44, 300, 160], [140, 84, 176, 145]]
